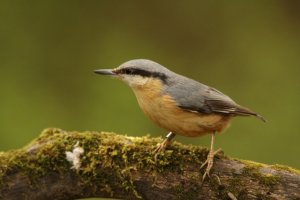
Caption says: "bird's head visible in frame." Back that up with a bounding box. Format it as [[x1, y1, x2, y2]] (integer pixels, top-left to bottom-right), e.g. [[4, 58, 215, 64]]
[[94, 59, 170, 88]]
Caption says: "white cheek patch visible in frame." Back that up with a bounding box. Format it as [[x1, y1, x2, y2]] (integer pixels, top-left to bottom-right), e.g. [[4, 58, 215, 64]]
[[121, 75, 149, 87]]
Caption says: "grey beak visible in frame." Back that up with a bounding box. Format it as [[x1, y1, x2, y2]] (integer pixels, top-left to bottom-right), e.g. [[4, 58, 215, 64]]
[[94, 69, 115, 75]]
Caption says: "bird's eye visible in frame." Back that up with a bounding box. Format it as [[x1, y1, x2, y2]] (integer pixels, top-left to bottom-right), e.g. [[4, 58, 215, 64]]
[[122, 68, 135, 75], [125, 69, 132, 74]]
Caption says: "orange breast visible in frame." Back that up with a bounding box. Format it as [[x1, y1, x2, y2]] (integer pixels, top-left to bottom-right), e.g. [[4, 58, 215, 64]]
[[132, 79, 231, 137]]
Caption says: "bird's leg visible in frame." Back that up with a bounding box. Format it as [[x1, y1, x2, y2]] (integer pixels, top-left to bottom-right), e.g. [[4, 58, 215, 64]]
[[154, 132, 176, 154], [200, 132, 221, 181]]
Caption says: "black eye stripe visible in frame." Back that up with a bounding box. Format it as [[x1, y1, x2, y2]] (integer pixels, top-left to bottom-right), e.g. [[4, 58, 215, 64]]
[[115, 67, 168, 83]]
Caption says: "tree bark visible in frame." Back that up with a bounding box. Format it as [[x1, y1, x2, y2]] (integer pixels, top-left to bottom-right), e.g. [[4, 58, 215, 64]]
[[0, 128, 299, 200]]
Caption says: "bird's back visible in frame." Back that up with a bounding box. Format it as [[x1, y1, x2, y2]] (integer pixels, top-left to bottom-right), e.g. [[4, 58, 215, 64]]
[[163, 71, 265, 121]]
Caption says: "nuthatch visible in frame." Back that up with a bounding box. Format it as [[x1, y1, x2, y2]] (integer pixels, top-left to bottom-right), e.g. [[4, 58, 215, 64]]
[[94, 59, 265, 180]]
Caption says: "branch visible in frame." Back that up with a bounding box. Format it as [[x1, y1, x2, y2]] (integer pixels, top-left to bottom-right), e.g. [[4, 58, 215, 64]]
[[0, 128, 299, 200]]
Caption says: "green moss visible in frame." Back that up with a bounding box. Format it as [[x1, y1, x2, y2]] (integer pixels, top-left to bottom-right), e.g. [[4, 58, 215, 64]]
[[241, 160, 264, 168], [207, 160, 282, 200], [173, 172, 202, 200], [174, 184, 198, 200], [271, 164, 300, 175], [228, 179, 247, 199], [4, 128, 295, 199], [0, 128, 77, 188], [0, 128, 210, 199], [241, 160, 280, 187]]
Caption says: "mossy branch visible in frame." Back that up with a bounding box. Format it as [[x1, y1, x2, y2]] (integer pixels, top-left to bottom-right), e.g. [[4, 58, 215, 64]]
[[0, 128, 299, 200]]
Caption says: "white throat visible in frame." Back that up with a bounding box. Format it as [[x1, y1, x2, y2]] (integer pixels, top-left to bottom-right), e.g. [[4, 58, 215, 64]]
[[120, 75, 150, 87]]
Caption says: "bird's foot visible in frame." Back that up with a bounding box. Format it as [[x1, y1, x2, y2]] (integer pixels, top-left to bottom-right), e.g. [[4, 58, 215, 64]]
[[153, 137, 172, 154], [200, 148, 222, 181], [153, 132, 176, 162], [153, 132, 175, 154], [153, 139, 171, 163]]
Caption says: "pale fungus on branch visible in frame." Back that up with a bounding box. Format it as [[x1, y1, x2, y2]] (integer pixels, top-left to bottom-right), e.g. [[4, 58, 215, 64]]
[[65, 141, 84, 170]]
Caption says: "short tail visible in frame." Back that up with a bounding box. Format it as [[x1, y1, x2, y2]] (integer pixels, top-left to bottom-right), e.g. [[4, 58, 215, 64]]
[[233, 106, 266, 122]]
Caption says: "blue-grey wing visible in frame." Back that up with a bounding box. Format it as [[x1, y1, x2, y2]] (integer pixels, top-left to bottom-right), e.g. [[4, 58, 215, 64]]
[[164, 75, 264, 121]]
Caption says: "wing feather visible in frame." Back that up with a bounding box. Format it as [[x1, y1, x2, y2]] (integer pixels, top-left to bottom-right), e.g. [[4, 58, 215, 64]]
[[165, 76, 265, 122]]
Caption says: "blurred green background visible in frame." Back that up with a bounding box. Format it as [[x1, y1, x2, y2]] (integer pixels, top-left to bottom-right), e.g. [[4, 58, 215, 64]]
[[1, 1, 299, 170]]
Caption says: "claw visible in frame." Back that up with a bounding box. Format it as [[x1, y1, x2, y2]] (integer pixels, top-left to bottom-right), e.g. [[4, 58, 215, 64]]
[[201, 133, 221, 181], [153, 139, 169, 154], [153, 132, 176, 161]]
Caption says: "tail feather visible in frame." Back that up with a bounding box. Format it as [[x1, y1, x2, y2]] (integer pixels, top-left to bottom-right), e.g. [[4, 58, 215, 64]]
[[234, 106, 266, 122]]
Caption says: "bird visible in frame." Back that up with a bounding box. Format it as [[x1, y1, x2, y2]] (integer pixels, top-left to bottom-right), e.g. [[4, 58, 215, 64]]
[[94, 59, 265, 180]]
